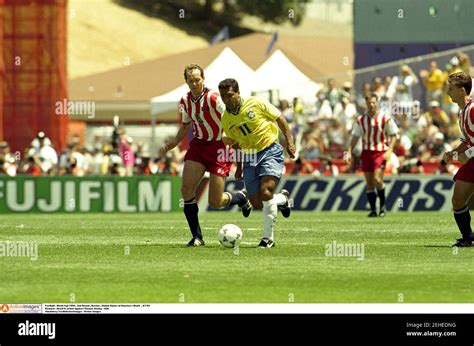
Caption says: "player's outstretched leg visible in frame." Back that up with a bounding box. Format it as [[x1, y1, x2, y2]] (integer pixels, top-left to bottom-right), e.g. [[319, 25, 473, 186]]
[[209, 174, 252, 217], [277, 189, 291, 218], [233, 191, 252, 217]]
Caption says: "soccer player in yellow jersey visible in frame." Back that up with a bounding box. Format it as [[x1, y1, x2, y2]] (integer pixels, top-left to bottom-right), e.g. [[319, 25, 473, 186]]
[[218, 78, 296, 248]]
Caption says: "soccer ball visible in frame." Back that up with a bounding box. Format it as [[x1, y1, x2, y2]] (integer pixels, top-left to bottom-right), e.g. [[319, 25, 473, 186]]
[[217, 224, 243, 248]]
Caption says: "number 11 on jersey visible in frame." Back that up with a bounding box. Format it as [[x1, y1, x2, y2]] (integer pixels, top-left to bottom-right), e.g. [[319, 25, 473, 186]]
[[238, 123, 251, 136]]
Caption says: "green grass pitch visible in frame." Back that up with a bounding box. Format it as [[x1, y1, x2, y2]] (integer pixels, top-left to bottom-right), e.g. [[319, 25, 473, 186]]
[[0, 211, 472, 303]]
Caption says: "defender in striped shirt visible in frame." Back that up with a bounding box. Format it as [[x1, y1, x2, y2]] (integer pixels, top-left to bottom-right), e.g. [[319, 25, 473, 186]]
[[161, 64, 251, 247], [443, 72, 474, 247], [348, 93, 398, 217]]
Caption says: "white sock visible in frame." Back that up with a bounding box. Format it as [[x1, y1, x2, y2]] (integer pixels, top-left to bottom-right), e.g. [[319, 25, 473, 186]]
[[272, 193, 287, 206], [262, 199, 278, 240]]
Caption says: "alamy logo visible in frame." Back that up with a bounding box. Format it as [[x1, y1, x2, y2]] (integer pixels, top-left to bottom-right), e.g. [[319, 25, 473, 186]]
[[0, 242, 38, 261], [217, 147, 257, 165], [325, 240, 365, 260], [55, 98, 95, 119], [18, 320, 56, 339]]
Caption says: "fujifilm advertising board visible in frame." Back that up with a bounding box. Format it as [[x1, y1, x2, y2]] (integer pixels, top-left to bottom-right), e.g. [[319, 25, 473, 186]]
[[0, 176, 181, 213]]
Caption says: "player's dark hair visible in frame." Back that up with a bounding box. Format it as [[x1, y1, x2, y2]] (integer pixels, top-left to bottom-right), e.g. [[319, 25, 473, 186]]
[[183, 64, 204, 82], [365, 93, 379, 102], [218, 78, 240, 93], [448, 72, 472, 95]]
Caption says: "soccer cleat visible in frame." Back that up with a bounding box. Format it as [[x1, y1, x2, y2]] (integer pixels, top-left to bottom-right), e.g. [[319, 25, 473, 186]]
[[379, 208, 386, 218], [186, 238, 205, 247], [258, 238, 275, 248], [278, 189, 291, 218], [237, 190, 252, 218], [368, 211, 378, 217], [452, 238, 472, 248]]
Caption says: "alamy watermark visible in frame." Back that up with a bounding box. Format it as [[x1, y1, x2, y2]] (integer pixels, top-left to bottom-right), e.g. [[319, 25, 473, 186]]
[[0, 241, 38, 261], [379, 100, 421, 119], [217, 147, 258, 165], [325, 240, 365, 261], [55, 98, 95, 119]]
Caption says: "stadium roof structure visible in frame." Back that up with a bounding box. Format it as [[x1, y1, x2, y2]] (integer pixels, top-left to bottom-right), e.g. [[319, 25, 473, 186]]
[[68, 33, 352, 123], [150, 47, 255, 117]]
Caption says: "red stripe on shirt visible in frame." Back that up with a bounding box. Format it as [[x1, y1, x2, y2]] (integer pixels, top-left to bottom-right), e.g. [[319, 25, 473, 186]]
[[373, 113, 379, 151], [366, 115, 372, 151], [186, 95, 196, 137], [380, 114, 386, 151]]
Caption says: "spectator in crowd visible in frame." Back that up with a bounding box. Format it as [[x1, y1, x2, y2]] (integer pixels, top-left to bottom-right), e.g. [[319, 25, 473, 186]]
[[424, 101, 449, 129], [372, 77, 386, 99], [28, 132, 58, 175], [314, 90, 333, 119], [292, 97, 304, 118], [280, 99, 294, 124], [456, 51, 472, 75], [394, 64, 419, 106], [341, 81, 354, 102], [20, 148, 42, 176], [333, 96, 357, 132], [442, 57, 463, 113], [0, 141, 17, 176], [447, 109, 462, 143], [300, 128, 325, 160], [58, 143, 76, 175], [119, 131, 135, 176], [420, 61, 445, 106], [325, 78, 341, 110], [356, 82, 372, 113]]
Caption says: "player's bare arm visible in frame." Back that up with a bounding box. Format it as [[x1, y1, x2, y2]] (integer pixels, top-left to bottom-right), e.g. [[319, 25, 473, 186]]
[[160, 122, 191, 155], [276, 116, 296, 159], [443, 141, 468, 164], [347, 135, 359, 163], [383, 134, 397, 161]]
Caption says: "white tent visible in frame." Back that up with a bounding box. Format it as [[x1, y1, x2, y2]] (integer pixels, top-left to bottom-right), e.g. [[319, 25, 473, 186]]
[[252, 49, 321, 103], [150, 47, 255, 117]]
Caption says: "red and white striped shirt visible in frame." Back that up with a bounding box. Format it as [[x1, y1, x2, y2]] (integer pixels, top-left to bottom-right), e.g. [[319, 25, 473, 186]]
[[352, 111, 398, 151], [459, 98, 474, 147], [179, 87, 225, 141]]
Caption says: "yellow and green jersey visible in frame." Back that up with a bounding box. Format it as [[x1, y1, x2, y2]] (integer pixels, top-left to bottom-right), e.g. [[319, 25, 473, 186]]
[[221, 97, 281, 153]]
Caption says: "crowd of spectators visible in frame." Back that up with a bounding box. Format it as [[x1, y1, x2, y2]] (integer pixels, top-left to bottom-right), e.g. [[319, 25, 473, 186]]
[[0, 128, 185, 177], [0, 52, 471, 177], [285, 51, 472, 176]]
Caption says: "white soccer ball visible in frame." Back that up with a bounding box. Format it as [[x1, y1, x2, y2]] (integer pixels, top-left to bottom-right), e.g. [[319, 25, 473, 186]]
[[217, 224, 243, 248]]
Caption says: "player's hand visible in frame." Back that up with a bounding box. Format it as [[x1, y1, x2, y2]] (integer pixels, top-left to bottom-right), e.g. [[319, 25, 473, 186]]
[[159, 141, 176, 157], [286, 142, 296, 159], [235, 166, 243, 181], [442, 151, 455, 164]]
